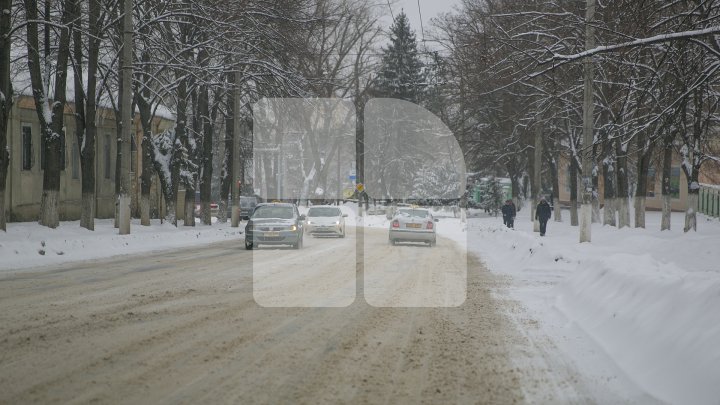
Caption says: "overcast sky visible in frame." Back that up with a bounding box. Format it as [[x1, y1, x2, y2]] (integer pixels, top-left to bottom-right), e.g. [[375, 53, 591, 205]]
[[381, 0, 462, 49]]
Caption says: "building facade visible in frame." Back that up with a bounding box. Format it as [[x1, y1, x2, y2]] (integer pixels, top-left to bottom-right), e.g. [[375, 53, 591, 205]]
[[4, 95, 178, 222]]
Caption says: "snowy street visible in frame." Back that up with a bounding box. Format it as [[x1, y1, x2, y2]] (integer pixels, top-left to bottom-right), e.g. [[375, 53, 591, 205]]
[[0, 223, 602, 404]]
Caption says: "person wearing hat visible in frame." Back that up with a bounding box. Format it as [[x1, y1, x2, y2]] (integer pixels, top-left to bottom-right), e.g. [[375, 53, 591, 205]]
[[501, 199, 516, 228], [535, 197, 552, 236]]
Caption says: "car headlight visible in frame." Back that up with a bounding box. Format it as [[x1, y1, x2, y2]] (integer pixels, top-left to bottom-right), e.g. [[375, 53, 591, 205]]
[[306, 221, 313, 225], [335, 221, 340, 225], [289, 225, 297, 231]]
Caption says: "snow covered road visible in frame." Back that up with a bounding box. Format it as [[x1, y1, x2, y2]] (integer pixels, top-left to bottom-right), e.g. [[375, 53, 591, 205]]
[[0, 225, 595, 404]]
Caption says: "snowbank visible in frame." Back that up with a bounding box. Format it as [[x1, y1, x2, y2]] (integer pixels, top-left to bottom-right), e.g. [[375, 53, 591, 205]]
[[0, 218, 242, 272], [467, 210, 720, 404]]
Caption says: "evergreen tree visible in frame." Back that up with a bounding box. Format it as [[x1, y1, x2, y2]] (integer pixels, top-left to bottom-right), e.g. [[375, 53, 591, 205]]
[[377, 11, 424, 103]]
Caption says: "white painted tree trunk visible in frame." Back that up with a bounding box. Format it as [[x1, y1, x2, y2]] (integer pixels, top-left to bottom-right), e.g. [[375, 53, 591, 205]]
[[140, 194, 150, 226], [661, 195, 671, 231], [217, 199, 228, 223], [634, 196, 646, 228], [166, 199, 177, 227], [603, 197, 616, 226], [39, 190, 59, 228], [460, 208, 467, 223], [684, 193, 698, 233], [554, 201, 562, 222], [617, 196, 630, 228], [80, 192, 95, 231], [118, 194, 131, 235], [201, 202, 211, 225], [591, 197, 601, 224], [579, 203, 592, 242]]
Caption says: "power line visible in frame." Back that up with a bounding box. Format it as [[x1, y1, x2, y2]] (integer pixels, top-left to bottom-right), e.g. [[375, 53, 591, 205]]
[[386, 0, 395, 21], [417, 0, 426, 43]]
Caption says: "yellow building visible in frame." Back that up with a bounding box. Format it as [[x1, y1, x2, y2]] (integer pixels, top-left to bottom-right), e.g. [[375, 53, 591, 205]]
[[4, 95, 180, 222]]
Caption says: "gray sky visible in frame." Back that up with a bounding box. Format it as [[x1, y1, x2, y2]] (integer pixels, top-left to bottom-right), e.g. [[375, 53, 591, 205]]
[[383, 0, 462, 49]]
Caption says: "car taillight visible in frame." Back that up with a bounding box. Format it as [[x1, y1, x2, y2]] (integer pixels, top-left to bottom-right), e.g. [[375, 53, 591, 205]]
[[427, 221, 433, 229], [392, 220, 400, 228]]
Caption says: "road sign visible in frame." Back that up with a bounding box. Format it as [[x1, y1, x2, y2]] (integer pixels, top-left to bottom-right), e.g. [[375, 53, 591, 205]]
[[356, 183, 364, 192], [349, 175, 356, 181]]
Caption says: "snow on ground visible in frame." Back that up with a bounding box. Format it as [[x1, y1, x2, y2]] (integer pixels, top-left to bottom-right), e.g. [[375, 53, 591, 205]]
[[0, 218, 242, 272], [463, 207, 720, 405], [3, 201, 719, 403]]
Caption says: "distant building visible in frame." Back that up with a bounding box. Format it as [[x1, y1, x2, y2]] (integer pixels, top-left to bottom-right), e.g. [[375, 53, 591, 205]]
[[4, 95, 181, 222]]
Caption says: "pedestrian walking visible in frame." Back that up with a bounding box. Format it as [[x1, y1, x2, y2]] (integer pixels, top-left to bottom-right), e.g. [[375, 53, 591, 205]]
[[501, 199, 516, 228], [535, 198, 551, 236]]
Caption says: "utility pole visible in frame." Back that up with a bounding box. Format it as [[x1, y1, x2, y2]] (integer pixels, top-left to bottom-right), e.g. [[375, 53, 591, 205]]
[[230, 70, 241, 227], [580, 0, 596, 243], [118, 0, 133, 235]]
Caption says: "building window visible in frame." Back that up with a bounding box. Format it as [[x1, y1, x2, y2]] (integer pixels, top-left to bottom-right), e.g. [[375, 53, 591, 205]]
[[670, 167, 681, 199], [647, 167, 656, 197], [104, 134, 112, 179], [22, 124, 32, 171], [72, 143, 80, 179]]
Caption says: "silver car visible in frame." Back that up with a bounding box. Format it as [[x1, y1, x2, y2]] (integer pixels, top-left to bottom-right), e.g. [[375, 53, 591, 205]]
[[388, 208, 438, 246], [305, 206, 347, 238]]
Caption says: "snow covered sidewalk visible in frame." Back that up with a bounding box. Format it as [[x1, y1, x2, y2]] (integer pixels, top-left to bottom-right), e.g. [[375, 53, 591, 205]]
[[0, 219, 243, 272], [466, 209, 720, 404]]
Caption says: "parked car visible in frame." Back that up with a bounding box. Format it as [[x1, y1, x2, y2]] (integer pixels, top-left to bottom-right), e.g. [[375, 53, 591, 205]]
[[239, 196, 258, 219], [305, 206, 347, 238], [245, 203, 305, 250], [388, 208, 438, 246]]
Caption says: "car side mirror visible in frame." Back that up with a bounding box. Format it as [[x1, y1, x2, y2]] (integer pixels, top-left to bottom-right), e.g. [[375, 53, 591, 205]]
[[434, 218, 439, 222], [342, 214, 348, 217], [299, 214, 306, 220]]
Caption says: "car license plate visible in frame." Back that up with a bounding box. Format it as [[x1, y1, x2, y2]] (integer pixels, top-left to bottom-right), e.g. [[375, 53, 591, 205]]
[[406, 223, 421, 228], [265, 231, 280, 237]]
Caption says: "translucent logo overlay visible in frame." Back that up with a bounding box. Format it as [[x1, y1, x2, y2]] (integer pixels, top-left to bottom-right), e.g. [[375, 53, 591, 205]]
[[251, 98, 466, 308]]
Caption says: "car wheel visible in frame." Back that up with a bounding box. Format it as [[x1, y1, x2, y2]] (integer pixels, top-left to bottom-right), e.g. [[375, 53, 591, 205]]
[[430, 238, 436, 247], [245, 239, 253, 250]]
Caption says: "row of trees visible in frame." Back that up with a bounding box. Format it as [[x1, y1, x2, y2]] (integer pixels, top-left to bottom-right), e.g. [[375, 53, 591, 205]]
[[433, 0, 720, 233], [0, 0, 385, 232]]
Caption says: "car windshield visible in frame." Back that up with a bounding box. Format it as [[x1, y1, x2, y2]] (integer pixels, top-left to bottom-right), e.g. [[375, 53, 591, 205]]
[[251, 206, 294, 219], [397, 209, 429, 218], [307, 207, 341, 217], [240, 197, 256, 207]]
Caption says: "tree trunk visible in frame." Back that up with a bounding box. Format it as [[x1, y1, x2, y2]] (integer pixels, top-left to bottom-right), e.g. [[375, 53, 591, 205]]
[[118, 0, 133, 235], [198, 78, 213, 226], [685, 191, 698, 233], [135, 57, 154, 226], [218, 72, 234, 224], [532, 127, 542, 232], [0, 0, 12, 231], [570, 155, 579, 226], [634, 132, 652, 228], [25, 0, 73, 228], [661, 145, 672, 231], [616, 138, 630, 228], [547, 152, 561, 222], [602, 140, 616, 227]]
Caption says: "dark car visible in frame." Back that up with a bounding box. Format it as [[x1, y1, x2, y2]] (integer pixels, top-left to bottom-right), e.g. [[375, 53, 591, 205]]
[[245, 203, 305, 250], [239, 196, 258, 219]]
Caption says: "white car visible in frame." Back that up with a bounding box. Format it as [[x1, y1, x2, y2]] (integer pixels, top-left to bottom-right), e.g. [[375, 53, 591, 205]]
[[388, 208, 438, 246], [305, 206, 348, 238]]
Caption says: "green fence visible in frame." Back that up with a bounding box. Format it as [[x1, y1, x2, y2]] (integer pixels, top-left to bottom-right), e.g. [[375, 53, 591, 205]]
[[699, 184, 720, 218]]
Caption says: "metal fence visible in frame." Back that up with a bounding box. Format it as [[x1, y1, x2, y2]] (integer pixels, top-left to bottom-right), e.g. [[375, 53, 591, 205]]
[[699, 184, 720, 218]]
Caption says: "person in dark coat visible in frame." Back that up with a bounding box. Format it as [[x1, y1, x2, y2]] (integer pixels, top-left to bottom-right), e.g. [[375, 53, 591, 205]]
[[501, 199, 516, 228], [535, 198, 552, 236]]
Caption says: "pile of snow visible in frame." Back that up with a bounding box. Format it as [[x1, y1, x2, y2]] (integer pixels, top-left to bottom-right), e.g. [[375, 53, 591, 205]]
[[467, 210, 720, 404], [0, 218, 242, 272]]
